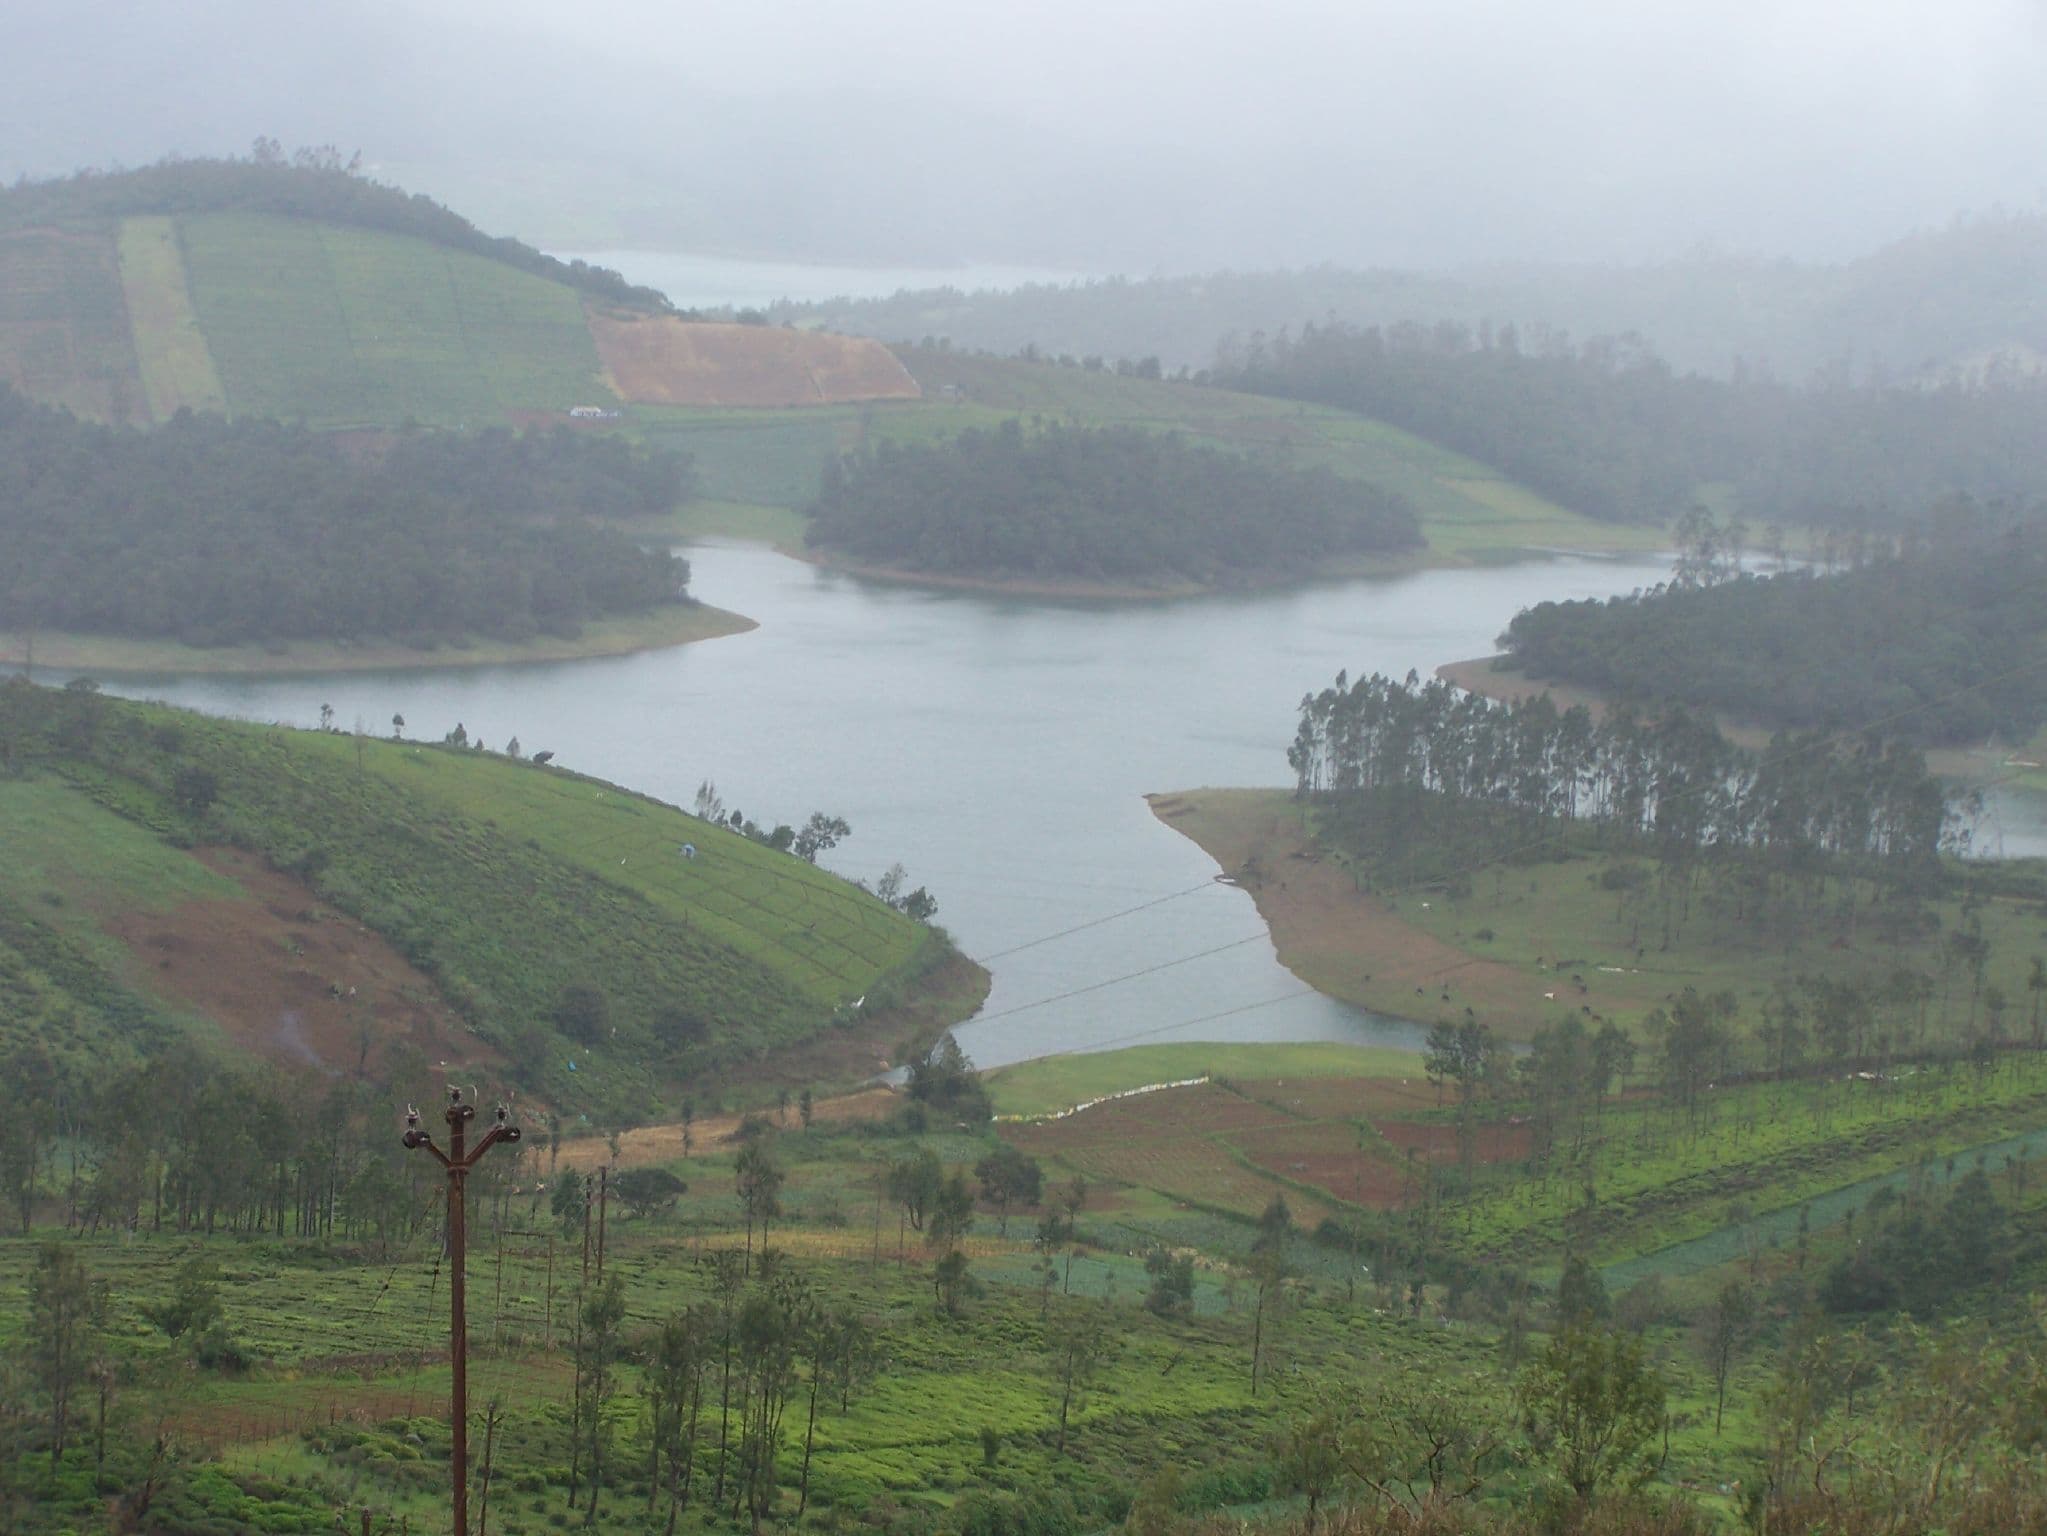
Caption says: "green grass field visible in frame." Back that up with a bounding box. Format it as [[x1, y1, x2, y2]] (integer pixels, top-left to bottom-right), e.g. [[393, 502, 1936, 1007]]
[[115, 215, 226, 417], [985, 1041, 1423, 1118], [178, 212, 612, 427]]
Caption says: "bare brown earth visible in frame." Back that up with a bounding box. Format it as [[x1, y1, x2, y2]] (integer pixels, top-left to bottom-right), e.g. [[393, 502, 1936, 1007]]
[[103, 847, 495, 1080], [588, 311, 921, 407], [1147, 788, 1593, 1038], [556, 1086, 904, 1173]]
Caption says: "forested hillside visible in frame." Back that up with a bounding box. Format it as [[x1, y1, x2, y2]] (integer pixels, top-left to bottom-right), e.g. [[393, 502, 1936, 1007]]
[[1215, 322, 2047, 530], [1499, 510, 2047, 746], [781, 210, 2047, 381], [0, 387, 693, 646], [0, 679, 967, 1121], [805, 420, 1421, 585]]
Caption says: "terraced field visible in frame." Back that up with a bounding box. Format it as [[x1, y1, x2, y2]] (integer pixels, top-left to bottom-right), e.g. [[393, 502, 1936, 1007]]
[[347, 737, 925, 1011], [0, 223, 144, 420], [179, 212, 611, 427]]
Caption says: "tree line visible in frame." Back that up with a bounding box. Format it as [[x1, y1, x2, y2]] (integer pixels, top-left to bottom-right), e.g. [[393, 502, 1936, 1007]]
[[1499, 505, 2047, 747], [1214, 319, 2047, 531], [0, 388, 695, 646], [0, 147, 673, 311], [805, 419, 1420, 585], [1290, 670, 1953, 920]]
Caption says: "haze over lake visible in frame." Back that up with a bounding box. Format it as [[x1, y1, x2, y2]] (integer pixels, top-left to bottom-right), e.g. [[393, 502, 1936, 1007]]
[[561, 250, 1094, 311], [102, 545, 2046, 1069]]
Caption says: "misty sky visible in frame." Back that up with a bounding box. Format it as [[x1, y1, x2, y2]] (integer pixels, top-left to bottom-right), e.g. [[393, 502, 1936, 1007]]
[[11, 0, 2046, 270]]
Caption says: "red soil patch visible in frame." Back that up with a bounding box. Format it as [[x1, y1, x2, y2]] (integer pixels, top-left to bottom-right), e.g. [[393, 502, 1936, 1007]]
[[1232, 1115, 1529, 1211], [1002, 1084, 1294, 1154], [104, 847, 494, 1080], [557, 1085, 904, 1172], [1231, 1075, 1439, 1119], [588, 311, 921, 407], [1375, 1118, 1532, 1165]]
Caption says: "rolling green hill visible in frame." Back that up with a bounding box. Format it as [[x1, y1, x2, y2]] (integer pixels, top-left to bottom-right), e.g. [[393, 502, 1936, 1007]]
[[0, 677, 981, 1122], [0, 161, 917, 430], [639, 348, 1666, 566]]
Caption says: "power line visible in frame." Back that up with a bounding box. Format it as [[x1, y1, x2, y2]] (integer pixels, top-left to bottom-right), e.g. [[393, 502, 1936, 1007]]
[[965, 929, 1273, 1028], [977, 879, 1219, 962]]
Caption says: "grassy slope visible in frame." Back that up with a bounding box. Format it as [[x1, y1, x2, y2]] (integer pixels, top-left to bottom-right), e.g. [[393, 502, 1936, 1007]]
[[2, 687, 977, 1116], [116, 215, 227, 415], [178, 212, 612, 428], [0, 778, 214, 1067], [632, 355, 1665, 574]]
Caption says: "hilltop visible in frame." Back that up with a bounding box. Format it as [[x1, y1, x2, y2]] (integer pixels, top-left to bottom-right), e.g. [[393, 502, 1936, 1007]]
[[0, 156, 918, 428], [0, 678, 985, 1123]]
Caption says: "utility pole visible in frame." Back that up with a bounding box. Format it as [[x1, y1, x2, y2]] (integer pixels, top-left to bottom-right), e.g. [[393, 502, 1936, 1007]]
[[581, 1173, 594, 1282], [404, 1088, 520, 1536]]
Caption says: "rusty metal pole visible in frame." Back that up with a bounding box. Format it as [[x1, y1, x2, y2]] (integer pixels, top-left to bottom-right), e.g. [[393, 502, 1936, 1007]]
[[447, 1102, 469, 1536], [404, 1089, 520, 1536]]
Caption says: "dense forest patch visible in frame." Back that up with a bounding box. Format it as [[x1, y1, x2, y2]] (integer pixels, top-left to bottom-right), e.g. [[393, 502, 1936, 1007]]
[[804, 420, 1421, 584], [1500, 510, 2047, 746], [0, 387, 695, 647], [1215, 320, 2047, 531]]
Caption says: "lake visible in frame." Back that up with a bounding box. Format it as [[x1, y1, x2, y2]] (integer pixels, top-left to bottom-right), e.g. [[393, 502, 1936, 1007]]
[[557, 250, 1092, 311], [101, 545, 2046, 1070]]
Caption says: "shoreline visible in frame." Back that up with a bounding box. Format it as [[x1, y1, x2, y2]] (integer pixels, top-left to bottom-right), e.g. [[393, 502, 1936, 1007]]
[[0, 602, 757, 680], [1146, 787, 1584, 1041], [790, 543, 1487, 602]]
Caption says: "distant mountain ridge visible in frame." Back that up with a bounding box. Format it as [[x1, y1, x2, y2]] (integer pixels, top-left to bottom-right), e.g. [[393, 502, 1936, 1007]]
[[777, 210, 2047, 384]]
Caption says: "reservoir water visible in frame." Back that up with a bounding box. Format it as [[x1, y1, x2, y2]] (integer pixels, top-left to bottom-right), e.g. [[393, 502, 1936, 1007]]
[[102, 545, 2046, 1070]]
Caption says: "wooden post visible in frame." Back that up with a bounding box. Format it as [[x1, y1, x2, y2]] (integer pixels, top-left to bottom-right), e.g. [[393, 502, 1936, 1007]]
[[404, 1089, 520, 1536]]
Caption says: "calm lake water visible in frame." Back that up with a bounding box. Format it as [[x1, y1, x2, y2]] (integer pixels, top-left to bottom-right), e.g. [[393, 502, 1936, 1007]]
[[101, 545, 2047, 1071], [559, 250, 1091, 311]]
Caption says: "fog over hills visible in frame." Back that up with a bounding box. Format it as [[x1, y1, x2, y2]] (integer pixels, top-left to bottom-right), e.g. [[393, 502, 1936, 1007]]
[[12, 0, 2046, 273]]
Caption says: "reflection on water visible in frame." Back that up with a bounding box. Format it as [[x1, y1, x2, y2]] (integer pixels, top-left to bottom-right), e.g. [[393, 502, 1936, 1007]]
[[93, 544, 2042, 1069]]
